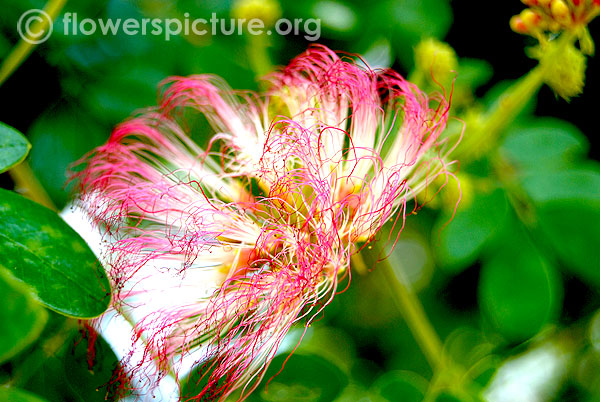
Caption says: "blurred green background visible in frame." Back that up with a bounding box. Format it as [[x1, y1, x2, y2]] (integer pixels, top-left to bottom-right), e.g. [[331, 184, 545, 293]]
[[1, 0, 599, 401]]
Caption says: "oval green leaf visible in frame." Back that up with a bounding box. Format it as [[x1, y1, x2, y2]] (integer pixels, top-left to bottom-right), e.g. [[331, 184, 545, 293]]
[[0, 121, 31, 173], [17, 323, 124, 402], [501, 118, 588, 171], [183, 352, 348, 402], [0, 267, 48, 364], [0, 388, 49, 402], [249, 353, 349, 402], [538, 201, 600, 286], [436, 187, 508, 272], [372, 370, 428, 402], [521, 166, 600, 205], [520, 166, 600, 284], [0, 189, 111, 318], [478, 224, 561, 341]]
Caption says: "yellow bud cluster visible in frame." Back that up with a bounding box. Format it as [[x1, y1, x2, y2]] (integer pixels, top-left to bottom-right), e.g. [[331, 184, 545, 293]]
[[414, 38, 458, 83], [511, 0, 600, 51]]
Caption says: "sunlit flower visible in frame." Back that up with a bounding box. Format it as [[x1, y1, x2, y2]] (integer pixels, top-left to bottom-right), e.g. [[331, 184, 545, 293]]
[[75, 45, 453, 401]]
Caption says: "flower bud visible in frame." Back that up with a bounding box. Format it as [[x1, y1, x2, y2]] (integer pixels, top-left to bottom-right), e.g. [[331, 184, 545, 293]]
[[550, 0, 571, 24], [521, 9, 542, 28], [231, 0, 282, 28], [510, 15, 529, 34], [414, 38, 458, 83]]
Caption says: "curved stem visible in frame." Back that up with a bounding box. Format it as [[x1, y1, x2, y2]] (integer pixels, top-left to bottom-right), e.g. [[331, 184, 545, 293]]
[[457, 31, 577, 162], [247, 34, 272, 84], [0, 0, 67, 86], [9, 161, 57, 211], [352, 252, 446, 371], [0, 0, 66, 210], [379, 258, 446, 371]]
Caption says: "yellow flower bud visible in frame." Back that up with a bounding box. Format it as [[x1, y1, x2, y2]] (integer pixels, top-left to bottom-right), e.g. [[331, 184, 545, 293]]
[[540, 41, 586, 100], [441, 172, 474, 211], [521, 9, 542, 28], [231, 0, 282, 28], [550, 0, 571, 23], [414, 38, 458, 83], [510, 15, 529, 34]]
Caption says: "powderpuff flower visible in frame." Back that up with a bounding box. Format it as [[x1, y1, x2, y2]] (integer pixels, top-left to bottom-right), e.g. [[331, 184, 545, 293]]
[[75, 45, 453, 401]]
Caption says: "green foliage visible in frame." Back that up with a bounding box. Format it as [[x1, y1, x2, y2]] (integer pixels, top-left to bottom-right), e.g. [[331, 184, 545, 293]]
[[247, 353, 349, 402], [478, 220, 562, 341], [538, 201, 600, 285], [455, 58, 493, 91], [0, 0, 598, 400], [0, 189, 110, 318], [0, 122, 30, 173], [27, 108, 107, 208], [377, 0, 452, 69], [372, 370, 428, 402], [523, 166, 600, 285], [20, 323, 123, 402], [0, 388, 48, 402], [501, 118, 589, 170], [182, 352, 348, 402], [0, 268, 48, 364], [435, 187, 508, 273]]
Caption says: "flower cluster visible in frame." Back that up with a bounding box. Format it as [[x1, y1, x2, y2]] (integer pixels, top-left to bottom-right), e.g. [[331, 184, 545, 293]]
[[76, 45, 452, 401], [511, 0, 599, 53]]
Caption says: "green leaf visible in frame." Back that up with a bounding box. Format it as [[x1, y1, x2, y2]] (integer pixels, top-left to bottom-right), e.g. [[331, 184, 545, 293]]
[[83, 66, 165, 124], [520, 166, 600, 284], [436, 188, 508, 272], [478, 224, 561, 341], [435, 391, 485, 402], [371, 0, 452, 69], [0, 388, 48, 402], [28, 107, 107, 209], [0, 267, 48, 364], [248, 353, 348, 402], [455, 58, 493, 91], [538, 201, 600, 286], [521, 166, 600, 205], [15, 315, 125, 402], [0, 121, 31, 173], [372, 370, 428, 402], [62, 329, 126, 402], [312, 0, 358, 35], [501, 118, 589, 171], [0, 189, 111, 318], [183, 353, 348, 402]]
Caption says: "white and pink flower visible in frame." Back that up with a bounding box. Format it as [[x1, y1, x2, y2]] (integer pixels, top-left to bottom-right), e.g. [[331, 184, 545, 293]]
[[75, 45, 453, 401]]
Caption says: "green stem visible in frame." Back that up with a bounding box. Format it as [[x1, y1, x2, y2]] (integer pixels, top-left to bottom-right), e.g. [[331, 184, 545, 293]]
[[0, 0, 67, 86], [9, 161, 57, 211], [457, 31, 577, 162], [247, 34, 273, 83], [1, 0, 66, 211], [377, 257, 446, 371], [458, 67, 544, 161]]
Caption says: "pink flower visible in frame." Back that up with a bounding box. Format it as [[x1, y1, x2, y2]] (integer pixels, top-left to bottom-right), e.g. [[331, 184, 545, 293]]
[[76, 45, 452, 401]]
